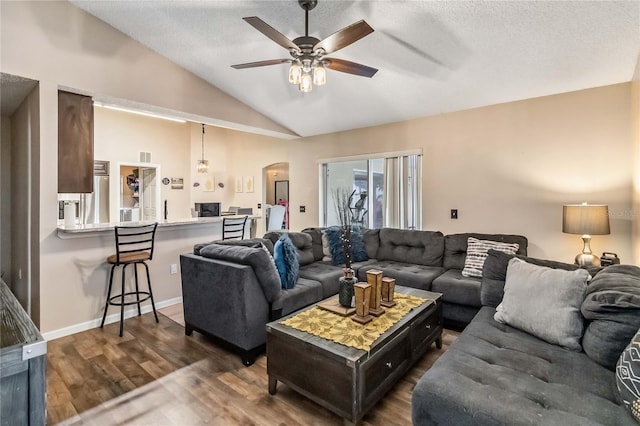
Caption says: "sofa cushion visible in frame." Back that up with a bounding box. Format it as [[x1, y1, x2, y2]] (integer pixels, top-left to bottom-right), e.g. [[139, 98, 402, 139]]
[[494, 258, 590, 351], [443, 233, 528, 270], [358, 261, 445, 291], [461, 237, 520, 278], [273, 277, 323, 317], [274, 234, 299, 290], [301, 227, 324, 261], [582, 264, 640, 370], [432, 269, 481, 307], [616, 326, 640, 423], [299, 261, 346, 299], [412, 307, 635, 426], [481, 249, 581, 308], [362, 228, 380, 260], [194, 237, 274, 256], [265, 231, 315, 266], [199, 244, 281, 303], [376, 228, 444, 267]]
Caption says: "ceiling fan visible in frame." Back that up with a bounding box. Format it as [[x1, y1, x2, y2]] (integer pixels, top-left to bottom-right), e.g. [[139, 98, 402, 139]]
[[231, 0, 377, 92]]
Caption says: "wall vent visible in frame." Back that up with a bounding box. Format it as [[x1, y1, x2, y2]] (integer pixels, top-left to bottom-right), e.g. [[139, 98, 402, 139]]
[[139, 151, 152, 163]]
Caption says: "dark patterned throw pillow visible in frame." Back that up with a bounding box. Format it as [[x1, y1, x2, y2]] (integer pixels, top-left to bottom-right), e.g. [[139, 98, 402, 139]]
[[616, 327, 640, 422]]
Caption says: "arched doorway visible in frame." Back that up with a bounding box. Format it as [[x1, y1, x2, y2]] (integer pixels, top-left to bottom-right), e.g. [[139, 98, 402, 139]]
[[263, 162, 289, 230]]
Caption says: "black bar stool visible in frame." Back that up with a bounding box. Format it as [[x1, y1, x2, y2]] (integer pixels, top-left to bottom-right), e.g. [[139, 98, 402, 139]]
[[100, 223, 159, 336], [222, 216, 248, 240]]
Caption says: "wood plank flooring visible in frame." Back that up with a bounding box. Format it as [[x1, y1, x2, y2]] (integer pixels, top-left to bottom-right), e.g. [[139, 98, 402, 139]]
[[46, 304, 458, 425]]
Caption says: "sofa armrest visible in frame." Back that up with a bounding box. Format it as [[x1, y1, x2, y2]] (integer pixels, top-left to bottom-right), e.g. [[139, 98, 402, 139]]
[[180, 253, 270, 351]]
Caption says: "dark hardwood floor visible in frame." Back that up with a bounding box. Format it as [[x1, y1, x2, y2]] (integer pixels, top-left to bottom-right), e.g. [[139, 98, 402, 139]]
[[47, 304, 458, 425]]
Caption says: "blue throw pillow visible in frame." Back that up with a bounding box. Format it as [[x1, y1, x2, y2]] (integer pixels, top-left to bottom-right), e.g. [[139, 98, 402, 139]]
[[351, 226, 369, 263], [325, 225, 368, 266], [273, 233, 299, 289], [325, 226, 344, 266]]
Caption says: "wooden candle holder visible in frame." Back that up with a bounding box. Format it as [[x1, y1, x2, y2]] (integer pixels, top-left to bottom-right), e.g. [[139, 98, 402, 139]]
[[381, 277, 396, 308], [352, 282, 373, 324], [366, 270, 385, 317]]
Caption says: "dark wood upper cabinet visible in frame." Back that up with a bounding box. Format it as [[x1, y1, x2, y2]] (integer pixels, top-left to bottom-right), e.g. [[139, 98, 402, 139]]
[[58, 91, 94, 193]]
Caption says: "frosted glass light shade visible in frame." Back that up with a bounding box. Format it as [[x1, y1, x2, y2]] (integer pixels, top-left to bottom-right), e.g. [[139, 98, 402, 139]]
[[313, 64, 326, 85], [300, 72, 313, 92], [288, 62, 302, 84], [197, 159, 209, 173]]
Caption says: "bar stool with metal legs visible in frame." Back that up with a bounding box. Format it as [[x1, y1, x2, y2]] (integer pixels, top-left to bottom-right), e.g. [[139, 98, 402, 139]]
[[100, 222, 159, 337]]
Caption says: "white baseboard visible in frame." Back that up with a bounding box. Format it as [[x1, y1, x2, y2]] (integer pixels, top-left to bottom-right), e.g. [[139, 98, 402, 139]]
[[42, 296, 183, 341]]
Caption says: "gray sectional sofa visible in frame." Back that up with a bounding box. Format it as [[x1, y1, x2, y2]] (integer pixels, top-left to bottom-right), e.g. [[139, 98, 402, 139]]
[[412, 252, 640, 425], [179, 227, 527, 364]]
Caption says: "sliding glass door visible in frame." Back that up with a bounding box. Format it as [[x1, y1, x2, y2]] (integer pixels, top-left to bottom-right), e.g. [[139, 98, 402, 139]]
[[322, 153, 421, 230]]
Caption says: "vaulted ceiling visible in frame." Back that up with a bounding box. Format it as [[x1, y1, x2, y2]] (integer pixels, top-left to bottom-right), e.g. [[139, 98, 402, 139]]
[[71, 0, 640, 138]]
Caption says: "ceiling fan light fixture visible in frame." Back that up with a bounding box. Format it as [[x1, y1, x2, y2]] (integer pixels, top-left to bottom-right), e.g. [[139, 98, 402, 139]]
[[232, 1, 377, 92], [313, 63, 326, 86], [300, 72, 313, 92], [288, 61, 302, 84]]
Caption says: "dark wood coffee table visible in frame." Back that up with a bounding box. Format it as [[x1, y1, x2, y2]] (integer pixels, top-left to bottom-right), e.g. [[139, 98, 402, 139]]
[[266, 286, 442, 425]]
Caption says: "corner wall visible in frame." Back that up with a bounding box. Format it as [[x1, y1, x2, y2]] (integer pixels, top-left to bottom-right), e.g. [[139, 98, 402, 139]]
[[0, 116, 10, 281], [632, 53, 640, 264], [291, 83, 633, 264]]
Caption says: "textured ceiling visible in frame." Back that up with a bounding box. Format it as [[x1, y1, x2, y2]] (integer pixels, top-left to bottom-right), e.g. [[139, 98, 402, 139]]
[[71, 0, 640, 138], [1, 73, 38, 116]]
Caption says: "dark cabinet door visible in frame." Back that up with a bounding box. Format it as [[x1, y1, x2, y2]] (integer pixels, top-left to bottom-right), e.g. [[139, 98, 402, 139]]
[[58, 90, 94, 193]]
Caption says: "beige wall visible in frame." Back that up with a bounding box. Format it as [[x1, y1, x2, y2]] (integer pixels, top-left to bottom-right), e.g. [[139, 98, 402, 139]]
[[8, 86, 40, 322], [0, 116, 11, 282], [94, 107, 192, 221], [0, 0, 296, 333], [291, 84, 633, 264], [0, 1, 295, 139], [632, 53, 640, 265]]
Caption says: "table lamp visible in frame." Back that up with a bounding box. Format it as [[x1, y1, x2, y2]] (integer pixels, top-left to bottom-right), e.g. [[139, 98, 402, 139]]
[[562, 203, 610, 266]]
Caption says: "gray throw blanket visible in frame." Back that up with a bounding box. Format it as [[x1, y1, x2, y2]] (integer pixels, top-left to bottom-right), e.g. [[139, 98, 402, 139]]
[[581, 264, 640, 370]]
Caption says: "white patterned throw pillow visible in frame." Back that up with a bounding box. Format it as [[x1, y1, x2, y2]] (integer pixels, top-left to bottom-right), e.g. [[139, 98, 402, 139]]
[[461, 237, 519, 278]]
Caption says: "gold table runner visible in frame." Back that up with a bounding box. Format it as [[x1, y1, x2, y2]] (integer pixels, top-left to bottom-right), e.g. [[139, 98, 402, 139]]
[[280, 293, 428, 352]]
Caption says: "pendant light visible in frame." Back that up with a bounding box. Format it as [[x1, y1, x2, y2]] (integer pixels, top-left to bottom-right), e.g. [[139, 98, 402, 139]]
[[197, 123, 209, 173]]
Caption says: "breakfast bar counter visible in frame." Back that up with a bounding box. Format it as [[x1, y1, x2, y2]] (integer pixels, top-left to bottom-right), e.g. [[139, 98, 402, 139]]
[[56, 215, 260, 239]]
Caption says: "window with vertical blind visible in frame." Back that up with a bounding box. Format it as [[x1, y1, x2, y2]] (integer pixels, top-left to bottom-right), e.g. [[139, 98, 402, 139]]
[[320, 151, 422, 230]]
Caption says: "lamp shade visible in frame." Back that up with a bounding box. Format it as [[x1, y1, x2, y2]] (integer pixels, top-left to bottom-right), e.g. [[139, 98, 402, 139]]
[[562, 204, 610, 235]]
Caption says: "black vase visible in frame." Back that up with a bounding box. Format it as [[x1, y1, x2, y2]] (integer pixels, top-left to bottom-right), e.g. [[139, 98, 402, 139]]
[[338, 277, 356, 307]]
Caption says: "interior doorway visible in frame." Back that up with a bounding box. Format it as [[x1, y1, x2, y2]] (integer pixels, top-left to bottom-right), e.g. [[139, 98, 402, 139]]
[[115, 162, 161, 222], [263, 162, 289, 230]]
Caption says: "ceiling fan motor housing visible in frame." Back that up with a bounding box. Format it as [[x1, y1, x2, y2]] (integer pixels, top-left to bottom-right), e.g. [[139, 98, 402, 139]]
[[298, 0, 318, 11]]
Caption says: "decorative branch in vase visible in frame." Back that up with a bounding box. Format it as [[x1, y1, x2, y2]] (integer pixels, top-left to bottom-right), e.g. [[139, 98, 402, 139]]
[[333, 188, 357, 307], [332, 187, 356, 275]]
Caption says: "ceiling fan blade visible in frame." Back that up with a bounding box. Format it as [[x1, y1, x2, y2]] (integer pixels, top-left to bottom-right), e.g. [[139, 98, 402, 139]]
[[243, 17, 299, 51], [324, 58, 378, 78], [231, 59, 291, 69], [313, 20, 374, 55]]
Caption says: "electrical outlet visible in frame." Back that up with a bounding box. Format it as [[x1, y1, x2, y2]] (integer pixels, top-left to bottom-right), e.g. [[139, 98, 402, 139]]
[[451, 209, 458, 219], [300, 206, 306, 213], [170, 264, 178, 275]]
